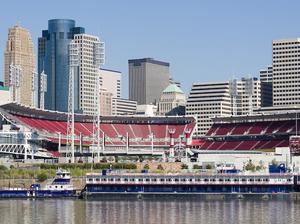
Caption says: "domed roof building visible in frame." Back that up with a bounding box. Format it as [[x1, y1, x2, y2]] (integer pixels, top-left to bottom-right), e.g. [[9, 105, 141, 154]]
[[158, 84, 186, 115]]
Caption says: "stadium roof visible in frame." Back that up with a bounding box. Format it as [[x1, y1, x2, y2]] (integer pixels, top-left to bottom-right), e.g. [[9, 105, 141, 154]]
[[212, 112, 300, 123], [0, 103, 195, 124]]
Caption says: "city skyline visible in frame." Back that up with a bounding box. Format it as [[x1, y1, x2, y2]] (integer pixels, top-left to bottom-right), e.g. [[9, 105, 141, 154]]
[[2, 1, 300, 97]]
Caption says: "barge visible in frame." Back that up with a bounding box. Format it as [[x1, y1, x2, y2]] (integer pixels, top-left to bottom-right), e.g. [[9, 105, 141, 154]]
[[82, 172, 295, 199]]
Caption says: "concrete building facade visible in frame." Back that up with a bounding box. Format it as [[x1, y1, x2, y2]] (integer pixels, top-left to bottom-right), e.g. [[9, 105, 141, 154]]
[[112, 98, 137, 115], [99, 88, 112, 116], [158, 84, 186, 115], [74, 34, 104, 115], [186, 81, 232, 136], [272, 38, 300, 107], [128, 58, 170, 105], [260, 66, 273, 107], [4, 25, 35, 106], [186, 77, 261, 136], [99, 68, 121, 99]]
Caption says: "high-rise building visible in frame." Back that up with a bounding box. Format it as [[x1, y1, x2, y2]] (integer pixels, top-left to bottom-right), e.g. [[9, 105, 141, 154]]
[[128, 58, 170, 105], [186, 81, 232, 136], [272, 38, 300, 107], [112, 98, 137, 115], [158, 84, 186, 115], [186, 77, 261, 136], [230, 77, 261, 115], [4, 25, 35, 106], [99, 68, 121, 98], [260, 66, 273, 107], [74, 34, 104, 115], [99, 88, 112, 116], [38, 19, 85, 112]]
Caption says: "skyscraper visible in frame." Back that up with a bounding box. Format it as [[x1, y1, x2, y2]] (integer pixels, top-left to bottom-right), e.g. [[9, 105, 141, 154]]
[[99, 68, 121, 99], [260, 66, 273, 107], [4, 25, 35, 106], [128, 58, 170, 105], [272, 38, 300, 107], [38, 19, 85, 112], [74, 34, 104, 115]]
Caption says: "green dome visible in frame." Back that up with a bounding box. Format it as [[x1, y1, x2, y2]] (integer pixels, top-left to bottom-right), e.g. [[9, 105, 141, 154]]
[[163, 84, 184, 94]]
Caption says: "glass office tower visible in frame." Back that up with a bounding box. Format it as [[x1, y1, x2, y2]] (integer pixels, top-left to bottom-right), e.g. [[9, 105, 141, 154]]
[[38, 19, 84, 112]]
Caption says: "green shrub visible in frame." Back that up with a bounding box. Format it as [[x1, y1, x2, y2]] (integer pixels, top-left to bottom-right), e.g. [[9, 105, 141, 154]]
[[181, 164, 188, 169], [0, 165, 8, 171], [37, 172, 48, 182], [205, 164, 213, 169], [143, 164, 150, 170], [193, 164, 201, 169]]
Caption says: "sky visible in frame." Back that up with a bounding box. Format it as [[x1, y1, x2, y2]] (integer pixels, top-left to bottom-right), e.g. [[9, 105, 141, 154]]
[[1, 0, 300, 98]]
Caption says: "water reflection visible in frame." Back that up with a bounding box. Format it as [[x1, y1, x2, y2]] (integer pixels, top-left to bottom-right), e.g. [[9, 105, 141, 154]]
[[0, 199, 300, 224]]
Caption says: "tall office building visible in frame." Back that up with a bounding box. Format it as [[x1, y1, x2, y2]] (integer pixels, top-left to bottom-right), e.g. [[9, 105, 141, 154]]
[[4, 25, 35, 106], [230, 77, 261, 115], [38, 19, 85, 112], [186, 77, 261, 136], [272, 38, 300, 107], [186, 81, 232, 136], [128, 58, 170, 105], [112, 98, 137, 115], [74, 34, 104, 115], [260, 66, 273, 107], [99, 68, 121, 98]]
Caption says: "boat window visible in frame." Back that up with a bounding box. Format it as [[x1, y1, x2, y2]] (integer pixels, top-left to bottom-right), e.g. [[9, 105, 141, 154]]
[[96, 178, 100, 181], [219, 179, 223, 182], [180, 179, 186, 182], [167, 178, 172, 182], [109, 178, 114, 182], [88, 178, 93, 182], [130, 179, 135, 182], [160, 179, 165, 182], [152, 179, 157, 182], [189, 179, 193, 182], [195, 178, 201, 182], [61, 186, 63, 188], [138, 179, 143, 182], [210, 179, 216, 182], [234, 179, 239, 182], [225, 179, 231, 182], [146, 179, 150, 182], [249, 179, 254, 182], [257, 179, 261, 182], [124, 178, 128, 182], [204, 179, 209, 182], [241, 179, 247, 182], [116, 178, 121, 181], [175, 179, 179, 182]]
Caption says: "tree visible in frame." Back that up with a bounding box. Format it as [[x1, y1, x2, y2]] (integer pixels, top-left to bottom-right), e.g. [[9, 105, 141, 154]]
[[157, 164, 164, 170], [143, 164, 150, 170], [245, 160, 256, 172]]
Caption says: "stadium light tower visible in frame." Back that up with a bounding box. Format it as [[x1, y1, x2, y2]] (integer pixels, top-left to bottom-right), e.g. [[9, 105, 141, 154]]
[[67, 41, 79, 163], [9, 64, 22, 103], [31, 70, 38, 107], [39, 71, 47, 110], [92, 41, 105, 162]]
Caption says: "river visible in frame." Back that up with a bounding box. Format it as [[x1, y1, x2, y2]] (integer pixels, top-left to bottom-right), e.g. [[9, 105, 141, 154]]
[[0, 199, 300, 224]]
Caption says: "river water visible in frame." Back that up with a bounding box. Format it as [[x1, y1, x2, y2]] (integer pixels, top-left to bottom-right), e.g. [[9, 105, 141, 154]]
[[0, 199, 300, 224]]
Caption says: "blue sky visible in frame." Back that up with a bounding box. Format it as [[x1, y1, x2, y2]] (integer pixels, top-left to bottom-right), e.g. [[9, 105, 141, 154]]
[[1, 0, 300, 97]]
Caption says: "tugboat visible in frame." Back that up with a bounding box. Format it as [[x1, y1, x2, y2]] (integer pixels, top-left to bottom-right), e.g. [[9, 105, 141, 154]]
[[0, 169, 76, 198]]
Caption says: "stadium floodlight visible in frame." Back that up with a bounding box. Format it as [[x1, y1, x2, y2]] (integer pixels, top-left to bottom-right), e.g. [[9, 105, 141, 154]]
[[39, 71, 47, 109], [92, 40, 105, 162], [31, 70, 38, 107], [67, 41, 79, 163]]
